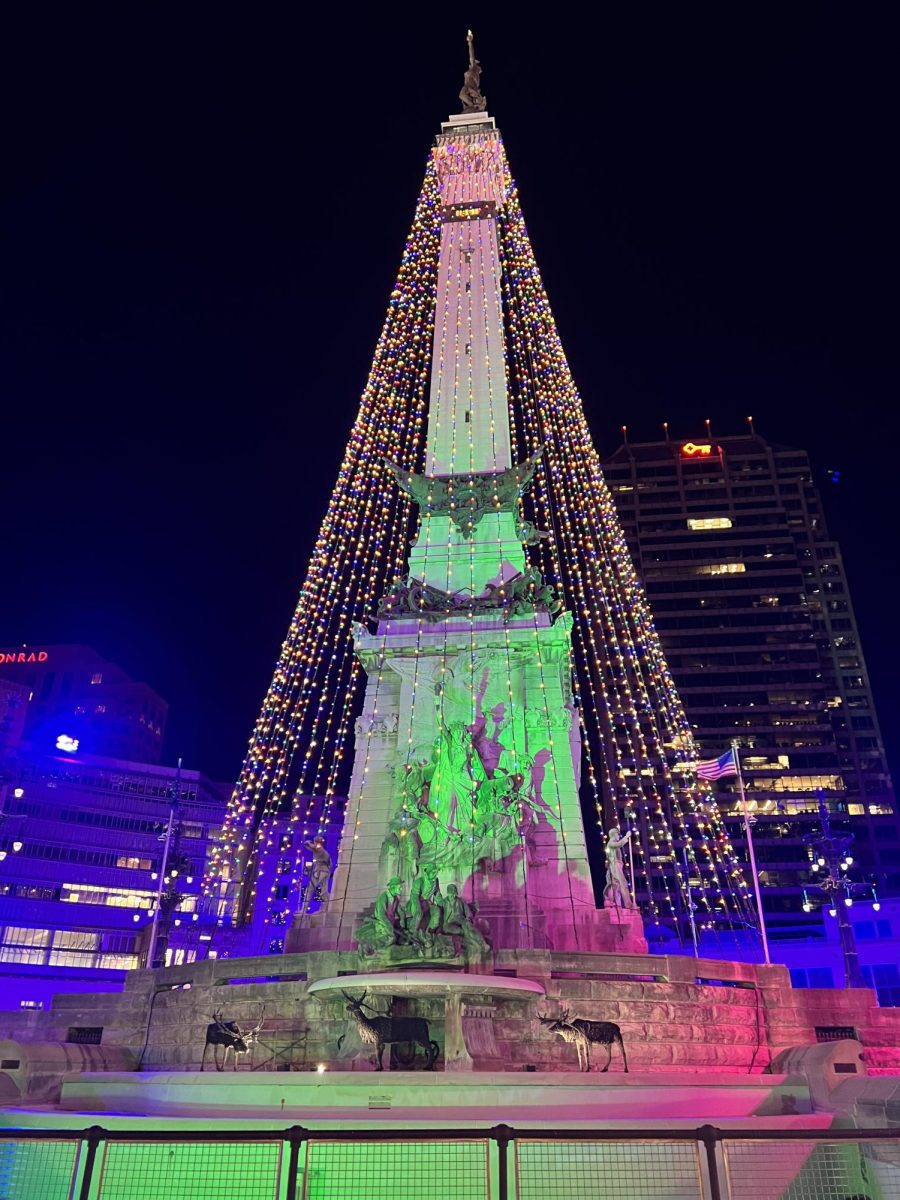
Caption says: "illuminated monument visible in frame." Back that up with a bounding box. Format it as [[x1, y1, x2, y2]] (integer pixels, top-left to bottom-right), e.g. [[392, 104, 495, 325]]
[[208, 34, 757, 962], [4, 46, 900, 1195]]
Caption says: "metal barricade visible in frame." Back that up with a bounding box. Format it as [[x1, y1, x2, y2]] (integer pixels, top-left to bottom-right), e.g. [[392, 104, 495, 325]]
[[1, 1121, 898, 1199]]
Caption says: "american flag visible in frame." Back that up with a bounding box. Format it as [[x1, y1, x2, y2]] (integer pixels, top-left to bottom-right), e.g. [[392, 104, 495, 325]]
[[695, 749, 738, 781]]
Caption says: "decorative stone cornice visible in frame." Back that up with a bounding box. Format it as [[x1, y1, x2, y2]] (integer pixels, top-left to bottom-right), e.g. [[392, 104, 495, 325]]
[[384, 450, 543, 541]]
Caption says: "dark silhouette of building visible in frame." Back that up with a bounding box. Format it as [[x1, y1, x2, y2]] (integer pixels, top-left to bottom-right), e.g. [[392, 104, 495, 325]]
[[0, 644, 167, 764]]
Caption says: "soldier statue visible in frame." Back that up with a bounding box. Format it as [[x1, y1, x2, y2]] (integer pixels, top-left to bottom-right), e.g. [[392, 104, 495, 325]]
[[603, 826, 634, 910], [304, 837, 333, 901]]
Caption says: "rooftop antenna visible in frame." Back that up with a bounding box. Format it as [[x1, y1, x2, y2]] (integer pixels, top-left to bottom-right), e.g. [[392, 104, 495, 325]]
[[662, 421, 670, 442], [621, 424, 629, 445], [747, 414, 756, 436], [704, 418, 712, 441]]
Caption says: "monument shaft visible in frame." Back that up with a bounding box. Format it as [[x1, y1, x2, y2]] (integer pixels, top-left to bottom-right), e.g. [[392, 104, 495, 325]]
[[295, 114, 644, 956]]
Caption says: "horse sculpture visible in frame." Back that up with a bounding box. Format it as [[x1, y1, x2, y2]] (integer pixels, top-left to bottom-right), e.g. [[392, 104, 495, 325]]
[[201, 1006, 266, 1071], [342, 990, 439, 1071], [538, 1008, 628, 1073]]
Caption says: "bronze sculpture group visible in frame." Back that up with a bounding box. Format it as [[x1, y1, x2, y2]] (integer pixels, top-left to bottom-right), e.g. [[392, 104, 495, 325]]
[[356, 868, 490, 959]]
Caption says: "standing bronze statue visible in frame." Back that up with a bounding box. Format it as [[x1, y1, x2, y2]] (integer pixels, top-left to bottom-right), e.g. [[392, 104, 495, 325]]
[[603, 826, 635, 909], [459, 30, 487, 113]]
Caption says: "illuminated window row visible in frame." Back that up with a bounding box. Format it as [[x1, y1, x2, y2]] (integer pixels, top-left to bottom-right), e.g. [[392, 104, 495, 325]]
[[687, 517, 733, 531]]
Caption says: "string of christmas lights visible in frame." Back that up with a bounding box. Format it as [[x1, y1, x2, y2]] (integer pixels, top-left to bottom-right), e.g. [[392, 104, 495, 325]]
[[203, 156, 442, 923], [496, 168, 756, 934], [207, 125, 758, 944]]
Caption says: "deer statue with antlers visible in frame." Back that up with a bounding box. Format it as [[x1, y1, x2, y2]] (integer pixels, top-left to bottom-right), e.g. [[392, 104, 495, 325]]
[[342, 990, 439, 1071], [538, 1008, 628, 1073], [201, 1006, 267, 1071]]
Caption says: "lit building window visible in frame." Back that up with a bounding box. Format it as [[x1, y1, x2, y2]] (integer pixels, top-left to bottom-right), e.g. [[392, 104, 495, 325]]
[[2, 926, 50, 946], [20, 999, 44, 1009], [48, 929, 100, 967], [694, 562, 746, 576], [115, 856, 153, 870], [687, 517, 733, 531], [54, 930, 100, 951], [0, 927, 51, 965], [769, 774, 845, 793], [60, 882, 197, 912], [91, 673, 103, 685], [95, 705, 107, 714]]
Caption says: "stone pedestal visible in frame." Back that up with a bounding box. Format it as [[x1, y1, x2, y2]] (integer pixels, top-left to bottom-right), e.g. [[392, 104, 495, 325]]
[[444, 998, 503, 1072], [596, 905, 648, 954]]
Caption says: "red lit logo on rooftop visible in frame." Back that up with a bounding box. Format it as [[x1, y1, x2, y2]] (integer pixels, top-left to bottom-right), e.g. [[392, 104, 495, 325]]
[[0, 651, 49, 664]]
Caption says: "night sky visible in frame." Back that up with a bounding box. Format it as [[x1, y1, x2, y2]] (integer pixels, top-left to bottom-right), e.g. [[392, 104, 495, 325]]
[[3, 9, 897, 786]]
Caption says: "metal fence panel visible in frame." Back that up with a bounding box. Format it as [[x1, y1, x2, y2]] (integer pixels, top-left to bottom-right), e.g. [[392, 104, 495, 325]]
[[95, 1140, 282, 1200], [302, 1139, 490, 1200], [2, 1123, 900, 1200], [0, 1138, 80, 1200], [722, 1137, 900, 1200], [515, 1139, 705, 1200]]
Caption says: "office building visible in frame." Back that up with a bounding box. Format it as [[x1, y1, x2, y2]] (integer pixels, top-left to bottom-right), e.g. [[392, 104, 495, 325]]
[[0, 644, 168, 764], [0, 648, 226, 1009], [603, 431, 898, 937]]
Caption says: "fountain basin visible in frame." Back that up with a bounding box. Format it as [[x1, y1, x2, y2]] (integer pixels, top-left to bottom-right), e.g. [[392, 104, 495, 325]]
[[310, 971, 545, 1070]]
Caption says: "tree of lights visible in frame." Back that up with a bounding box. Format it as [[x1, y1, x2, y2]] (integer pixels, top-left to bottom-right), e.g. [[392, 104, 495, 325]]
[[204, 96, 757, 957]]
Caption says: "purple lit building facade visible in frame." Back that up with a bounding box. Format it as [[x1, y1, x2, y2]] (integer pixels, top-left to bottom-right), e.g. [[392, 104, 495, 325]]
[[0, 650, 228, 1011]]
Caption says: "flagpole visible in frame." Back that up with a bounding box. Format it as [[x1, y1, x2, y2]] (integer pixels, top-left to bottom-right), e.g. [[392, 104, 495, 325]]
[[626, 812, 635, 897], [732, 740, 771, 966]]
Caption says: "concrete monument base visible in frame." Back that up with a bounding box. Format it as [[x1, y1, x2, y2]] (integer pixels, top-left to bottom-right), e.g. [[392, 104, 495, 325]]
[[44, 1067, 821, 1127]]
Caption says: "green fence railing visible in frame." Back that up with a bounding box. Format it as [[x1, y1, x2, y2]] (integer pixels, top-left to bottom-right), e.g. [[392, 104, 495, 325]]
[[2, 1122, 899, 1200]]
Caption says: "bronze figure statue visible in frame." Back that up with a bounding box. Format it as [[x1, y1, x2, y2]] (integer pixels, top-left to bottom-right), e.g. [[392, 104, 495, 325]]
[[356, 875, 404, 955], [603, 826, 634, 909], [342, 989, 439, 1071], [459, 30, 487, 113], [305, 837, 333, 901], [538, 1008, 629, 1073], [201, 1006, 267, 1071]]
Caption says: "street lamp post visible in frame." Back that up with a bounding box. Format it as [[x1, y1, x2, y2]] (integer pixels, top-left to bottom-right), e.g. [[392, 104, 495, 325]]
[[803, 801, 863, 990], [146, 758, 184, 970]]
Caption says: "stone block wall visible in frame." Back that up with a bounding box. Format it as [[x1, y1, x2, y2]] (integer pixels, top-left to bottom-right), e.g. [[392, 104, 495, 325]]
[[3, 946, 900, 1082], [491, 950, 770, 1072]]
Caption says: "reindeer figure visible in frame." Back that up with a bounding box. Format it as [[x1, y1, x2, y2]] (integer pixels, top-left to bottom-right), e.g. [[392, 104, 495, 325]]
[[342, 990, 439, 1071], [201, 1006, 266, 1071], [538, 1008, 628, 1073]]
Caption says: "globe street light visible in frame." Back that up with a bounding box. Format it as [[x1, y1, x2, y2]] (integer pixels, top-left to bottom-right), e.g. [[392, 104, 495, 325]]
[[802, 800, 863, 989]]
